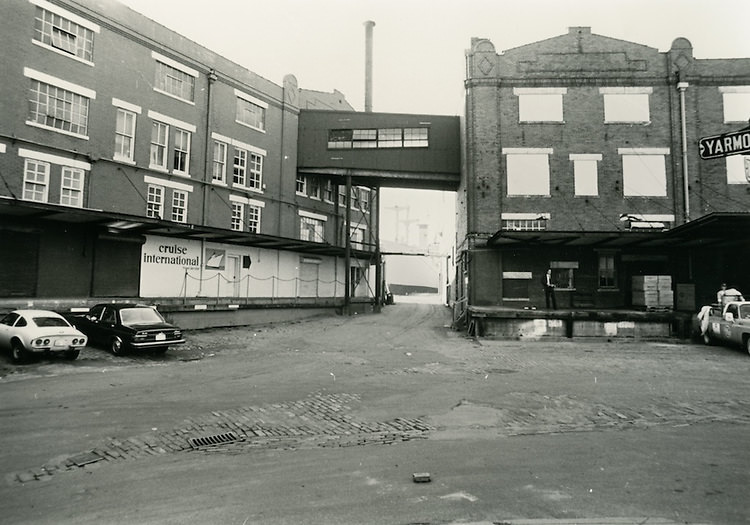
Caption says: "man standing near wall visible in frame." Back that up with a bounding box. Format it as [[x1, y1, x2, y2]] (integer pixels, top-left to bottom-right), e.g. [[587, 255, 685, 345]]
[[543, 269, 557, 310]]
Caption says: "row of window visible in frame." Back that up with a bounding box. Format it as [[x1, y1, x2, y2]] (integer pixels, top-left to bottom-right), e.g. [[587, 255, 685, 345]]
[[503, 148, 750, 197], [22, 158, 85, 207], [295, 175, 371, 211], [513, 86, 750, 124], [32, 0, 268, 131], [327, 128, 429, 149], [298, 214, 368, 248]]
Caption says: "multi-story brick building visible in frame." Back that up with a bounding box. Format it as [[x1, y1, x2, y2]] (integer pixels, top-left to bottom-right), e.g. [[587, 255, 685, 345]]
[[458, 27, 750, 318], [0, 0, 376, 314]]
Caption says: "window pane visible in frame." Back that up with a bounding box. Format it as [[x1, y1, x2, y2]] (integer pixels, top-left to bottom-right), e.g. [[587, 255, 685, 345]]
[[60, 167, 84, 207]]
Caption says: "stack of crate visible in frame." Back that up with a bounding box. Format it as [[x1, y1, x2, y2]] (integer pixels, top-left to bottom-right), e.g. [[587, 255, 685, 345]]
[[632, 275, 673, 310]]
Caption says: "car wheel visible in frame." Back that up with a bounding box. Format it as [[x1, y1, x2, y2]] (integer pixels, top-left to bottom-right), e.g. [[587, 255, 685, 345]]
[[744, 336, 750, 356], [64, 349, 80, 360], [11, 340, 28, 364], [110, 337, 125, 356]]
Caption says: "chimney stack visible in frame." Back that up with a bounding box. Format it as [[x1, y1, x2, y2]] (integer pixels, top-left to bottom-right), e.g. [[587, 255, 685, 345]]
[[364, 20, 375, 112]]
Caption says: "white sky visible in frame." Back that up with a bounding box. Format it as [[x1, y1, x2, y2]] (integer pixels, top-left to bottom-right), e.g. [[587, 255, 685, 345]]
[[116, 0, 750, 243]]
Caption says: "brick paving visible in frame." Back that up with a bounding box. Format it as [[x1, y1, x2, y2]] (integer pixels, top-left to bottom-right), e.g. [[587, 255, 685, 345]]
[[10, 392, 432, 484], [12, 386, 750, 485]]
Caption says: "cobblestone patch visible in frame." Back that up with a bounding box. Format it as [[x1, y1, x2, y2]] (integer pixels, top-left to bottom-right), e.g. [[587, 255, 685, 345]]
[[9, 392, 431, 484]]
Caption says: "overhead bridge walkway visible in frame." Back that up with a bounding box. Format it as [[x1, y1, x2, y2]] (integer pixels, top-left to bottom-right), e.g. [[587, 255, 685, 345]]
[[297, 110, 461, 191]]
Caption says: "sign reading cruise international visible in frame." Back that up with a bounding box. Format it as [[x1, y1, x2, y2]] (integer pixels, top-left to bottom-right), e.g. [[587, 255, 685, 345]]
[[142, 239, 200, 268]]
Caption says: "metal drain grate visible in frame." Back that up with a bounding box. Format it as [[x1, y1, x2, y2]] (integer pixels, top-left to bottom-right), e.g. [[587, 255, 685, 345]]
[[188, 431, 239, 448]]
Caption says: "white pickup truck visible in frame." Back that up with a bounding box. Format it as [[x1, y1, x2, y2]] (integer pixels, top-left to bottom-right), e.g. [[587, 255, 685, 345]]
[[700, 301, 750, 354]]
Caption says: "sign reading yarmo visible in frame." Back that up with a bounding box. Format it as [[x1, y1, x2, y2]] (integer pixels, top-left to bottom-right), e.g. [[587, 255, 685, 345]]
[[699, 128, 750, 159]]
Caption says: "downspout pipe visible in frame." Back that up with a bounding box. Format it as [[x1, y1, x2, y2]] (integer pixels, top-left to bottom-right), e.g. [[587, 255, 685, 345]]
[[199, 69, 218, 295], [677, 81, 690, 223]]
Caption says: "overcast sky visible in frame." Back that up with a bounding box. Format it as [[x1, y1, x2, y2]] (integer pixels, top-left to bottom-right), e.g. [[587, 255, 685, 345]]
[[118, 0, 750, 116], [116, 0, 750, 244]]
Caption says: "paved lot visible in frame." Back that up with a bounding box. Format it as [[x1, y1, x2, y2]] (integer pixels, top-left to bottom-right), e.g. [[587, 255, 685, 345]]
[[0, 300, 748, 524]]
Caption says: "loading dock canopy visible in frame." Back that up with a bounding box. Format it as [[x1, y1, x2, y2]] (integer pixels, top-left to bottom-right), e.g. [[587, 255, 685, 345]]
[[487, 212, 750, 249], [0, 197, 374, 259]]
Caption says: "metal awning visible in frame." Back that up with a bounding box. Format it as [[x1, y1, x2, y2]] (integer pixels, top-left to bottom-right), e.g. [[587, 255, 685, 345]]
[[0, 197, 374, 259], [486, 229, 670, 248], [486, 212, 750, 250]]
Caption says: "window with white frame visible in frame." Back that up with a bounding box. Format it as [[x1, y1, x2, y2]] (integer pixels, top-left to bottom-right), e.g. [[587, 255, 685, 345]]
[[600, 87, 651, 123], [350, 226, 365, 249], [324, 180, 334, 202], [360, 188, 370, 211], [33, 2, 98, 63], [503, 148, 552, 196], [352, 129, 377, 149], [296, 175, 306, 194], [26, 71, 92, 137], [351, 187, 361, 209], [173, 128, 191, 175], [154, 54, 196, 102], [308, 177, 321, 199], [150, 121, 169, 170], [212, 141, 227, 183], [248, 153, 263, 189], [246, 204, 261, 233], [570, 154, 601, 196], [146, 185, 164, 219], [719, 86, 750, 123], [235, 91, 266, 131], [501, 213, 550, 231], [60, 167, 84, 207], [171, 190, 187, 223], [23, 159, 49, 202], [726, 154, 750, 184], [114, 108, 136, 162], [300, 214, 325, 243], [231, 203, 244, 231], [377, 128, 402, 148], [403, 128, 429, 148], [619, 148, 669, 197], [233, 149, 247, 186], [338, 185, 347, 206], [514, 87, 566, 122]]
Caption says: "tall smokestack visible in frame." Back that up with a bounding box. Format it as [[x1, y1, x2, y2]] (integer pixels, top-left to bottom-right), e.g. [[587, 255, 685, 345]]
[[364, 20, 375, 112]]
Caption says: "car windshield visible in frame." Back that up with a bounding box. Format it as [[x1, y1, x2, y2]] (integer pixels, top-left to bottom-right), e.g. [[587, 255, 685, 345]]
[[120, 307, 165, 326], [33, 316, 70, 328]]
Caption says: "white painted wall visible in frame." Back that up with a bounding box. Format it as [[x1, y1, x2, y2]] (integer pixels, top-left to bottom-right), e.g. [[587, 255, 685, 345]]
[[140, 235, 352, 299]]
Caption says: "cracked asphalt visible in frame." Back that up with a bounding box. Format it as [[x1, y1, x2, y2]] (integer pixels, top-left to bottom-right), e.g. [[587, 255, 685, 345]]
[[0, 299, 749, 525]]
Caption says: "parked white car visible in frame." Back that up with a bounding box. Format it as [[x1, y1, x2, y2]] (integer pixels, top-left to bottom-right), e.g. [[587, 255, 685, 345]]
[[0, 310, 87, 363]]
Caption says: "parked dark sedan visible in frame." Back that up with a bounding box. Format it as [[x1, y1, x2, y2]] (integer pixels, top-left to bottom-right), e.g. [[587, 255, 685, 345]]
[[73, 304, 185, 355]]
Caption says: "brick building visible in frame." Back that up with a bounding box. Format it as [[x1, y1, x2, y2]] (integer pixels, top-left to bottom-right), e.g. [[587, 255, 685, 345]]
[[0, 0, 376, 313], [457, 28, 750, 319]]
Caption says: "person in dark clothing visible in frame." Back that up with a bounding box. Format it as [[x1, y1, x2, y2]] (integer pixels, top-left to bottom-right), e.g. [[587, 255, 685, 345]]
[[542, 269, 557, 309]]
